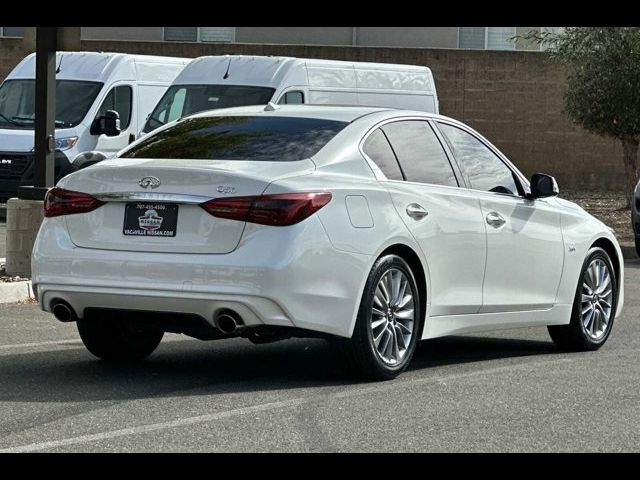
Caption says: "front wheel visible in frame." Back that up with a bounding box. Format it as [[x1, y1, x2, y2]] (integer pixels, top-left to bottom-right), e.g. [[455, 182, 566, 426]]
[[339, 254, 422, 380], [548, 247, 618, 351], [77, 315, 164, 361]]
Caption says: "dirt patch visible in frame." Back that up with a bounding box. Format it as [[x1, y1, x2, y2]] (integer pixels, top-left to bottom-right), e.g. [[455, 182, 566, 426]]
[[562, 191, 633, 245], [0, 261, 29, 283]]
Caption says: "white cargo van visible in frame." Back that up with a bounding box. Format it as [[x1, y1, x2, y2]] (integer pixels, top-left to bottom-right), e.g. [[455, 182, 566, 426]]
[[141, 55, 438, 135], [0, 52, 190, 201]]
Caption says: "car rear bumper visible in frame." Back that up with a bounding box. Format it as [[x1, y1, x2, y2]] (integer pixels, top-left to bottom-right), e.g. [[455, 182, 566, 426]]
[[32, 215, 371, 338]]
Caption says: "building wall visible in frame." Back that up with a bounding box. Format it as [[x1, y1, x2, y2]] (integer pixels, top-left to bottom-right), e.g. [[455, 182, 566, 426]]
[[355, 27, 458, 48], [236, 27, 355, 46], [0, 37, 623, 192], [80, 27, 164, 42]]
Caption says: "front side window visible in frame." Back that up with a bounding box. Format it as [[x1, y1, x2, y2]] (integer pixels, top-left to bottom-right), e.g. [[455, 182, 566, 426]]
[[0, 79, 102, 130], [382, 120, 458, 187], [95, 85, 133, 129], [123, 116, 347, 162], [143, 84, 276, 134], [437, 123, 519, 195], [362, 128, 403, 181]]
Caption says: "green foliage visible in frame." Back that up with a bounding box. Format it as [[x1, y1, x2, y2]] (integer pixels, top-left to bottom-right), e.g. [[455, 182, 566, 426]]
[[532, 27, 640, 139]]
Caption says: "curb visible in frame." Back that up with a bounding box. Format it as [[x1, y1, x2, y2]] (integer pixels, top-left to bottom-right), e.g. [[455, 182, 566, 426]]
[[0, 280, 33, 304]]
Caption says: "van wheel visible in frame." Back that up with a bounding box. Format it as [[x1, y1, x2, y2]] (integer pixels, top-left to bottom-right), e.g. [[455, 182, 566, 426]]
[[548, 247, 617, 351], [339, 254, 422, 380], [77, 317, 164, 361]]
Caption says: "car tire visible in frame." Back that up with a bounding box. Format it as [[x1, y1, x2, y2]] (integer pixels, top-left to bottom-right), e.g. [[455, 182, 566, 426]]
[[548, 247, 618, 351], [77, 316, 164, 361], [339, 254, 423, 380]]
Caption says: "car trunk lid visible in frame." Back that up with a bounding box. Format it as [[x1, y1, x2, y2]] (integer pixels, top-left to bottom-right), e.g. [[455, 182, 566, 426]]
[[61, 157, 315, 254]]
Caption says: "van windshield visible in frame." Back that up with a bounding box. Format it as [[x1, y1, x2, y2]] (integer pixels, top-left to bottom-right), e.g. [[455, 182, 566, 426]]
[[0, 79, 103, 130], [142, 84, 276, 134]]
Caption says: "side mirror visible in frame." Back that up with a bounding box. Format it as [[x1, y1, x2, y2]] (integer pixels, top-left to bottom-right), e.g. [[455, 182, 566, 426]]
[[72, 151, 109, 170], [92, 110, 121, 137], [530, 173, 559, 199]]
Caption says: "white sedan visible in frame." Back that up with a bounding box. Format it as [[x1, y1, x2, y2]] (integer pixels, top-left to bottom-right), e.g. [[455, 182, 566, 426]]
[[32, 105, 624, 379]]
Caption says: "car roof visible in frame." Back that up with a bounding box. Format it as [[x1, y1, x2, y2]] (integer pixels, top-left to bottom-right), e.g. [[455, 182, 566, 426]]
[[187, 104, 451, 124]]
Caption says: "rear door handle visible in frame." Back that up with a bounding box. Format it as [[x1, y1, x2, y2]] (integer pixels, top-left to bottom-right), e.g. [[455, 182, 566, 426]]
[[406, 203, 429, 219], [486, 211, 506, 228]]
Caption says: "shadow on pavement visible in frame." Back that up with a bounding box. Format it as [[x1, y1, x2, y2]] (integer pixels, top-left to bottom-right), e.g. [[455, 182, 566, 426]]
[[0, 332, 560, 404]]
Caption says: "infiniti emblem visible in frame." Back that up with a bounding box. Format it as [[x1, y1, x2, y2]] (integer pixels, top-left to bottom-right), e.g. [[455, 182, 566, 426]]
[[139, 176, 161, 189]]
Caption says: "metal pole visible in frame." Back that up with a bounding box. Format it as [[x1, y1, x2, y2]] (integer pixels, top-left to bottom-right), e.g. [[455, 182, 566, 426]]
[[19, 26, 57, 200]]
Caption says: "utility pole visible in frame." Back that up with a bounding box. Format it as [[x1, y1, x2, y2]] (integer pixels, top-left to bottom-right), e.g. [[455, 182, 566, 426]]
[[18, 27, 58, 200]]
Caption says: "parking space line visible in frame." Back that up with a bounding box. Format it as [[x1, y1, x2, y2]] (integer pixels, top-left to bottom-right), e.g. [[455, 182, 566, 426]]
[[0, 339, 81, 350], [0, 356, 575, 452]]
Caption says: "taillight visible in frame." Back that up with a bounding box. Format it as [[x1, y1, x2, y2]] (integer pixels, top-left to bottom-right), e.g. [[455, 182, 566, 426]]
[[44, 187, 104, 218], [200, 192, 332, 226]]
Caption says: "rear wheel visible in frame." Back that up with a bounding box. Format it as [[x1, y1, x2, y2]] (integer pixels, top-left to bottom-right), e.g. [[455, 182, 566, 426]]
[[548, 247, 617, 351], [77, 315, 164, 361], [340, 254, 422, 380]]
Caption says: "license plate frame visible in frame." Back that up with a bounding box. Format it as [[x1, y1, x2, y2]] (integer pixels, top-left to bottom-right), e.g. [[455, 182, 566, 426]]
[[123, 202, 178, 237]]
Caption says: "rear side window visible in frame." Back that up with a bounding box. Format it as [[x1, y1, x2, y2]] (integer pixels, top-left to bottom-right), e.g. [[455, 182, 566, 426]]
[[122, 116, 347, 161], [382, 120, 458, 187], [437, 123, 519, 195], [362, 129, 404, 181]]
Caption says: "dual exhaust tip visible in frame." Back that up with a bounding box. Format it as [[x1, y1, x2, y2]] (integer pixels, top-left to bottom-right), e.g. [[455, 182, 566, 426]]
[[51, 300, 77, 323], [51, 299, 244, 335], [215, 310, 243, 334]]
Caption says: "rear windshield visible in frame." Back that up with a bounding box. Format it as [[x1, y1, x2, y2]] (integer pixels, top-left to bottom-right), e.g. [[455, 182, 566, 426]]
[[122, 116, 348, 162]]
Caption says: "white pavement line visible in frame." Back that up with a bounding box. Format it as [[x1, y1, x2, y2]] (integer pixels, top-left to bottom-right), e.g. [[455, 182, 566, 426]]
[[0, 356, 574, 453], [0, 339, 81, 350], [0, 397, 312, 453], [0, 336, 190, 352]]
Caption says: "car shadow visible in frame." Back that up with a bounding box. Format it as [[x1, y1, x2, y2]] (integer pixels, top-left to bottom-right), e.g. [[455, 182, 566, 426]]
[[0, 334, 560, 404]]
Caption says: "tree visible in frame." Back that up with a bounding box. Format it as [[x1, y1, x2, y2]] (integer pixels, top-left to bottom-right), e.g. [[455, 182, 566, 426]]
[[529, 27, 640, 207]]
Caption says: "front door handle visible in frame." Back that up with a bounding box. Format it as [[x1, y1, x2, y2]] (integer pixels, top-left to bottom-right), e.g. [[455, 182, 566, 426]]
[[406, 203, 429, 219], [486, 211, 506, 228]]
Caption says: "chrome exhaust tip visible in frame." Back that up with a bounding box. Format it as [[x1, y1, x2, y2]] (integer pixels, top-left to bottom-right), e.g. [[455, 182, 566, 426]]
[[215, 310, 243, 334], [51, 300, 77, 323]]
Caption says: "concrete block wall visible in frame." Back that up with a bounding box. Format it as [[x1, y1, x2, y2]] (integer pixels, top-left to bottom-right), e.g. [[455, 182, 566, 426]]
[[0, 37, 624, 192], [5, 199, 43, 277]]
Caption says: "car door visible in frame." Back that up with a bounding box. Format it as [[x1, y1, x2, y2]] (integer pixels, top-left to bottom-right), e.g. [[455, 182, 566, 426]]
[[436, 121, 564, 313], [363, 119, 487, 316], [92, 84, 135, 155]]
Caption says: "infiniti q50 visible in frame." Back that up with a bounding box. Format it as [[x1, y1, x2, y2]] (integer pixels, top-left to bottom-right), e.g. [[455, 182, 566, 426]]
[[32, 105, 624, 379]]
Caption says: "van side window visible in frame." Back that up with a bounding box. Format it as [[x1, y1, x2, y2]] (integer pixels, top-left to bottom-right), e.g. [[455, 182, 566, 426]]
[[382, 120, 458, 187], [437, 123, 520, 195], [278, 91, 304, 105], [96, 85, 133, 130], [362, 129, 404, 181]]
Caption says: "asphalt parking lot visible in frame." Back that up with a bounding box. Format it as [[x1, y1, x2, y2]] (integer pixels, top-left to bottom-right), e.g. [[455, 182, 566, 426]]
[[0, 262, 639, 452]]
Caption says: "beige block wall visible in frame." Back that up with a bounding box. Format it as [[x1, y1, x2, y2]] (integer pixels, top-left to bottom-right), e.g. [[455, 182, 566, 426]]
[[5, 199, 44, 277]]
